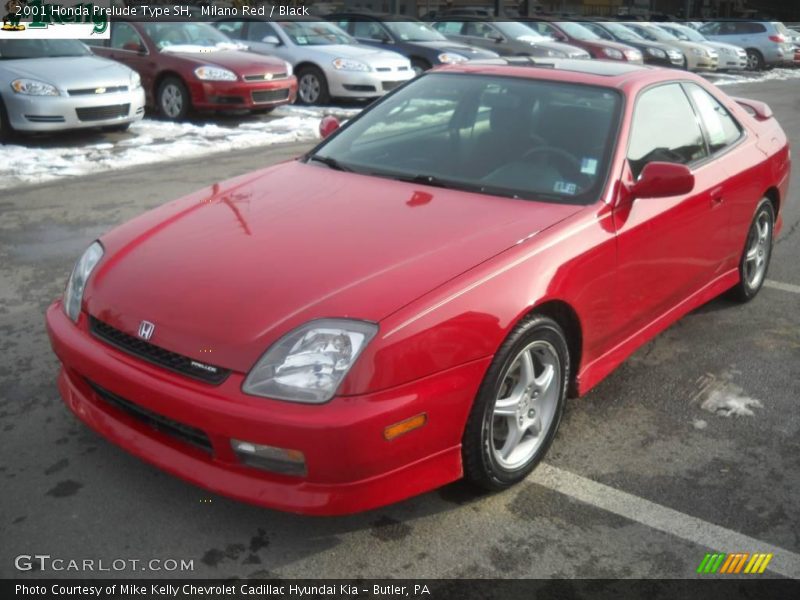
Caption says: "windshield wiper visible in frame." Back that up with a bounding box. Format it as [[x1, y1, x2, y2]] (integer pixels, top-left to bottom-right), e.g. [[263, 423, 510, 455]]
[[385, 173, 489, 194], [306, 154, 353, 172]]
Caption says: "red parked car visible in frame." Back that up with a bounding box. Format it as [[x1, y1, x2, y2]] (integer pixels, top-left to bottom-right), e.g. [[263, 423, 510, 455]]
[[87, 21, 297, 119], [47, 59, 790, 515], [524, 20, 644, 62]]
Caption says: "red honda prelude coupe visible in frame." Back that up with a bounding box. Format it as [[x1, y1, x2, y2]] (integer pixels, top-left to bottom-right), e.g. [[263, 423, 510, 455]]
[[47, 59, 790, 515]]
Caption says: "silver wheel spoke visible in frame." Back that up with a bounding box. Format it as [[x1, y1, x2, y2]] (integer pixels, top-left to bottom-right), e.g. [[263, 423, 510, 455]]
[[534, 362, 555, 392], [500, 420, 525, 460]]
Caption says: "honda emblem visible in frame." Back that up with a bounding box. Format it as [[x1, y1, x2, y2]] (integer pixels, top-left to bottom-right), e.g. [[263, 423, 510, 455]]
[[138, 320, 155, 341]]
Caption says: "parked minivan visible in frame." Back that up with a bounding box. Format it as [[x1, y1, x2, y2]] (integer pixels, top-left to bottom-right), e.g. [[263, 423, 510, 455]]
[[700, 21, 795, 70]]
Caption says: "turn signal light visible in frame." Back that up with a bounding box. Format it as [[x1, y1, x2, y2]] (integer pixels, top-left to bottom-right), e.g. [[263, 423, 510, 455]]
[[384, 413, 427, 441]]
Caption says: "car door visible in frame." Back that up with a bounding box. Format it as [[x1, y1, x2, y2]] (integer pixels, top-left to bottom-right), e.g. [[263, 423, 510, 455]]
[[245, 20, 291, 61], [612, 82, 730, 339]]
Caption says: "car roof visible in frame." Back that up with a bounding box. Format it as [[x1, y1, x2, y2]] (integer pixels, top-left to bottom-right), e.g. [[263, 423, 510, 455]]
[[437, 57, 702, 89]]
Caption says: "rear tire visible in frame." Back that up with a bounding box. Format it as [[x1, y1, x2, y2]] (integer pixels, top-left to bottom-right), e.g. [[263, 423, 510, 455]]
[[157, 76, 190, 120], [745, 48, 765, 71], [729, 198, 774, 302], [463, 315, 569, 491]]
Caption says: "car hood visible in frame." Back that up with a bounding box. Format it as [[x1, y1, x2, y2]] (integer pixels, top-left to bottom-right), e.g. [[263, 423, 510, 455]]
[[410, 40, 499, 58], [163, 48, 287, 72], [87, 161, 582, 373], [299, 43, 408, 65], [525, 39, 589, 57], [0, 55, 133, 88], [705, 41, 744, 54]]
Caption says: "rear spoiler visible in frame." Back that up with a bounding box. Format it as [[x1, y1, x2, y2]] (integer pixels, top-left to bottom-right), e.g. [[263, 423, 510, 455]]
[[731, 97, 773, 121]]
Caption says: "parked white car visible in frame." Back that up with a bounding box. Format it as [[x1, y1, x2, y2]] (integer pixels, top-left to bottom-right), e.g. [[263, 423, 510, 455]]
[[215, 19, 414, 105], [0, 39, 145, 139], [657, 23, 747, 71]]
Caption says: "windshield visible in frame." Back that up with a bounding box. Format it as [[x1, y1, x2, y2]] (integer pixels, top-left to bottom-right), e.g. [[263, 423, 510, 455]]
[[663, 25, 705, 42], [0, 39, 91, 59], [604, 22, 644, 42], [556, 22, 601, 41], [385, 21, 446, 42], [497, 21, 547, 40], [309, 73, 621, 205], [143, 22, 234, 50], [279, 21, 352, 45], [632, 25, 676, 42]]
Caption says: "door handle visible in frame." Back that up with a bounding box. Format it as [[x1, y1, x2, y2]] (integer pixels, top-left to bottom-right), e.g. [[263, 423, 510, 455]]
[[710, 186, 724, 207]]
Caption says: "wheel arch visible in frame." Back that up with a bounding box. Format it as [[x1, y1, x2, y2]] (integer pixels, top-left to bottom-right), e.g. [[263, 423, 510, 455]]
[[764, 186, 780, 216], [523, 298, 583, 397], [153, 70, 187, 101]]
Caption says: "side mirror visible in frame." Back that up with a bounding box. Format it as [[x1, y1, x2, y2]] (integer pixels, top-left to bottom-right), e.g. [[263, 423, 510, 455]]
[[319, 115, 340, 139], [122, 41, 145, 54], [262, 35, 280, 45], [490, 35, 505, 43], [630, 162, 695, 198]]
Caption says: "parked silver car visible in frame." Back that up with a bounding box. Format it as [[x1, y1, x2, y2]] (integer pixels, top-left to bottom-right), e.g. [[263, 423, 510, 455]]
[[699, 21, 795, 70], [215, 19, 414, 105], [657, 23, 747, 71], [0, 39, 145, 139]]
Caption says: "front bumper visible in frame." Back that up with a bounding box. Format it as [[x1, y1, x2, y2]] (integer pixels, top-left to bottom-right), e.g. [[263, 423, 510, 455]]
[[189, 77, 297, 111], [326, 68, 414, 99], [5, 87, 145, 132], [46, 302, 488, 515]]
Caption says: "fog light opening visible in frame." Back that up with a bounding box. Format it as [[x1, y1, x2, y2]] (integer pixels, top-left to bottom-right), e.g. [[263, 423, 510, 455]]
[[230, 439, 306, 476], [384, 413, 427, 441]]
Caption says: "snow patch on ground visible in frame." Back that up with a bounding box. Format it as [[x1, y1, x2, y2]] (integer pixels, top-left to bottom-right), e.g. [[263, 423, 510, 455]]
[[0, 105, 361, 190], [711, 67, 800, 87], [692, 369, 764, 418]]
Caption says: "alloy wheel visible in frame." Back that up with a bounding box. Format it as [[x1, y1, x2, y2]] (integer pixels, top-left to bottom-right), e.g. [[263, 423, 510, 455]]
[[161, 84, 184, 119], [298, 73, 321, 104], [491, 340, 560, 470], [744, 210, 771, 289]]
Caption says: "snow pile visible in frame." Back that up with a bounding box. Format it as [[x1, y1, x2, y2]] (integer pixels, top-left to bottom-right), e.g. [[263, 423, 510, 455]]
[[0, 105, 362, 190], [712, 67, 800, 87]]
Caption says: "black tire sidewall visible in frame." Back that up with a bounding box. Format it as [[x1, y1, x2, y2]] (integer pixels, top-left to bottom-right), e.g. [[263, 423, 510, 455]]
[[464, 315, 570, 490], [411, 58, 430, 74], [157, 77, 190, 120], [746, 49, 764, 71]]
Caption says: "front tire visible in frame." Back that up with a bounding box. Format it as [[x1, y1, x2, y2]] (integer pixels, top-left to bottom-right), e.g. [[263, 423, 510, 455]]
[[411, 58, 431, 75], [730, 198, 774, 302], [296, 66, 330, 105], [0, 96, 16, 143], [463, 315, 569, 490], [745, 49, 765, 71], [157, 76, 190, 120]]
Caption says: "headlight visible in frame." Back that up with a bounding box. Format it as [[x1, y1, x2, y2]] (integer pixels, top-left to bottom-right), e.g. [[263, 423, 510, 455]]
[[667, 49, 683, 59], [691, 48, 705, 56], [129, 71, 142, 89], [242, 319, 378, 403], [602, 48, 623, 59], [63, 242, 104, 323], [646, 47, 667, 58], [624, 49, 642, 60], [332, 58, 371, 72], [283, 60, 293, 76], [194, 66, 237, 81], [11, 78, 59, 96], [546, 49, 567, 58], [437, 52, 467, 64]]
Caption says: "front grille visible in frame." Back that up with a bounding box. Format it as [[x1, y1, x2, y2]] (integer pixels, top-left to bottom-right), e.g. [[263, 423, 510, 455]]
[[244, 72, 287, 82], [69, 85, 128, 96], [209, 95, 245, 105], [382, 81, 403, 92], [75, 104, 130, 122], [90, 317, 230, 385], [25, 115, 65, 123], [251, 88, 290, 104], [343, 84, 376, 92], [375, 67, 391, 72], [87, 380, 212, 453]]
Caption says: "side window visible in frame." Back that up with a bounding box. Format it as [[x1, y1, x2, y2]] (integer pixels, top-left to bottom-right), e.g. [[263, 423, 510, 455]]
[[433, 22, 463, 35], [248, 21, 279, 42], [585, 23, 612, 40], [216, 21, 245, 39], [699, 22, 719, 35], [352, 21, 386, 40], [333, 20, 352, 33], [464, 22, 498, 39], [743, 22, 766, 34], [627, 84, 707, 178], [110, 22, 145, 51], [685, 84, 742, 153]]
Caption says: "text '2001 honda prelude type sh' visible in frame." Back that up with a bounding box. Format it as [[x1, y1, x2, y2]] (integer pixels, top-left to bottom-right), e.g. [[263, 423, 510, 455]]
[[46, 59, 790, 515]]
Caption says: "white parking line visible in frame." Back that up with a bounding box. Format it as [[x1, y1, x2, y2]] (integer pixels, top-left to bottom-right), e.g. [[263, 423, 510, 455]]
[[764, 279, 800, 294], [531, 463, 800, 578]]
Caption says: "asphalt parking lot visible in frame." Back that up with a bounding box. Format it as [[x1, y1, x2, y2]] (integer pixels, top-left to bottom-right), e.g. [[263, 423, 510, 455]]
[[1, 76, 799, 580]]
